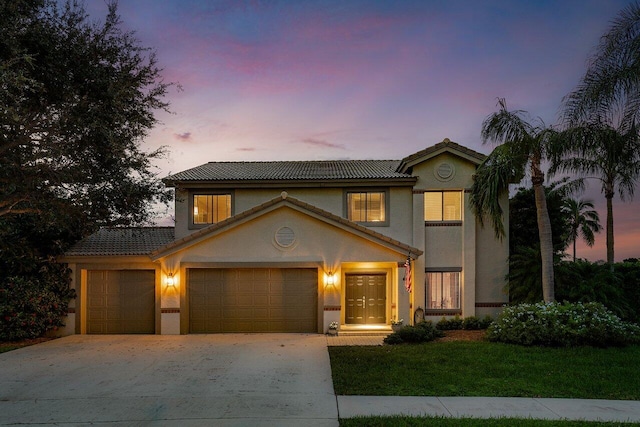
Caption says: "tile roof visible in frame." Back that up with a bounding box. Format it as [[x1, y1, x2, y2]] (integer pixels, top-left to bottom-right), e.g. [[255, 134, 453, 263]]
[[151, 192, 422, 259], [163, 160, 411, 184], [64, 227, 175, 256]]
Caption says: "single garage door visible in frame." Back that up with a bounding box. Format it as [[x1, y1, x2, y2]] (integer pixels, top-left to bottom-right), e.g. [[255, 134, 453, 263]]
[[87, 270, 155, 334], [189, 268, 318, 333]]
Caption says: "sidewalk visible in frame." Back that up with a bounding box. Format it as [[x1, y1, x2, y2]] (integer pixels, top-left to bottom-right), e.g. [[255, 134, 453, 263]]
[[337, 396, 640, 423], [326, 335, 640, 423]]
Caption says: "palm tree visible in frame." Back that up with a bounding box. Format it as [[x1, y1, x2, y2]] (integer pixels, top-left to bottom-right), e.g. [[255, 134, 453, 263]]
[[560, 3, 640, 269], [562, 198, 601, 262], [562, 2, 640, 129], [470, 98, 557, 303], [555, 123, 639, 268]]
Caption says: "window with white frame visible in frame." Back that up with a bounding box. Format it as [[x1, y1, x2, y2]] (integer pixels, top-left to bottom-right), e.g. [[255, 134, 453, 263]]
[[193, 194, 231, 225], [426, 271, 461, 310], [346, 191, 386, 224], [424, 191, 462, 221]]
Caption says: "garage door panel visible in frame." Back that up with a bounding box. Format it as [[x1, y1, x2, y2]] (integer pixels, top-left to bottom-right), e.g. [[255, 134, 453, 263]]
[[87, 270, 155, 334], [189, 268, 317, 333], [252, 283, 266, 294], [269, 282, 284, 293]]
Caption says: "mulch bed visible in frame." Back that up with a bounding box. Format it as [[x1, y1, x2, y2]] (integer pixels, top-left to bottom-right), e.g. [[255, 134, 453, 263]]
[[436, 329, 487, 342], [0, 337, 55, 352]]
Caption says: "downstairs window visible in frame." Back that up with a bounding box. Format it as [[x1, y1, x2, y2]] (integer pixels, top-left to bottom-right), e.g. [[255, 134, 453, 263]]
[[426, 271, 461, 310]]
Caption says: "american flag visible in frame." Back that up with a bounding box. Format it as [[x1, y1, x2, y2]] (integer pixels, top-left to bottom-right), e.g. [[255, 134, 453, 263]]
[[404, 257, 412, 293]]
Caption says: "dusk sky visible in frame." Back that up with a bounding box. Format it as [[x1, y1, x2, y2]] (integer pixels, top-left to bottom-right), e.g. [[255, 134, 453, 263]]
[[85, 0, 638, 262]]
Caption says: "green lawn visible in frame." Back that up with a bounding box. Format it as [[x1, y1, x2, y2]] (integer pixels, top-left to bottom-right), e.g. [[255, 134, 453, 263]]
[[340, 416, 636, 426], [329, 341, 640, 399]]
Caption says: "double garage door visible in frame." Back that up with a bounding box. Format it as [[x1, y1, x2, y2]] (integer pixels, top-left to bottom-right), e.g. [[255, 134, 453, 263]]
[[189, 268, 318, 333]]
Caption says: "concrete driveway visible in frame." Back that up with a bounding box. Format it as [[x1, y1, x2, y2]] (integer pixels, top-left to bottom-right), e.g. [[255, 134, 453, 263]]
[[0, 334, 338, 426]]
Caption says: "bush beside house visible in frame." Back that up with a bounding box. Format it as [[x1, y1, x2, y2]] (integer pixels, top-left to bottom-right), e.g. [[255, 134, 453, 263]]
[[488, 301, 640, 347], [0, 268, 75, 341]]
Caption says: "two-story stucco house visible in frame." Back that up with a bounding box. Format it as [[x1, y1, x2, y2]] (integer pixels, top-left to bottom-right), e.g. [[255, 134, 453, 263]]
[[61, 138, 508, 335]]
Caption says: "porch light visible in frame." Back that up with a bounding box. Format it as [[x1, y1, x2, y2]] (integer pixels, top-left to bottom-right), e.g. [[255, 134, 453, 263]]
[[166, 274, 176, 287], [325, 272, 335, 286]]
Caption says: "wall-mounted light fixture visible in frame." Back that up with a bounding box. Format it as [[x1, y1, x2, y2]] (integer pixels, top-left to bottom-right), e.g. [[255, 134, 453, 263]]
[[325, 271, 335, 287], [165, 273, 176, 287]]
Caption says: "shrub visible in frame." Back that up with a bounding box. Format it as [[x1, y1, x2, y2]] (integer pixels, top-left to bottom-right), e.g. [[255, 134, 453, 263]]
[[478, 315, 494, 329], [384, 321, 444, 345], [436, 315, 493, 331], [462, 316, 482, 330], [436, 315, 463, 330], [487, 301, 640, 347], [0, 267, 75, 341]]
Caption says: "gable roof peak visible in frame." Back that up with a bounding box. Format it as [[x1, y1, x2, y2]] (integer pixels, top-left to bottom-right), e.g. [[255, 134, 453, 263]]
[[151, 193, 422, 259], [396, 138, 486, 173]]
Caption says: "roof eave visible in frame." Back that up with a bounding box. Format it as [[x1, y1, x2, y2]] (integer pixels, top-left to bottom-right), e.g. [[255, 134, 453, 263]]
[[164, 177, 417, 189]]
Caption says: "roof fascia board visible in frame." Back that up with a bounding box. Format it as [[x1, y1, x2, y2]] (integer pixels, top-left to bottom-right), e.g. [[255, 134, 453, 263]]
[[164, 178, 416, 189], [400, 148, 484, 172], [58, 255, 154, 263]]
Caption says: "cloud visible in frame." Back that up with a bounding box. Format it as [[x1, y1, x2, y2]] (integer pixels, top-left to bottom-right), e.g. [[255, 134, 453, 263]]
[[236, 147, 256, 152], [174, 132, 192, 141], [301, 138, 345, 150]]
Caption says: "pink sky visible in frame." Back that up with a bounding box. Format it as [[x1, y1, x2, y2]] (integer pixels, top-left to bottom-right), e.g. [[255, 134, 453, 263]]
[[85, 0, 639, 262]]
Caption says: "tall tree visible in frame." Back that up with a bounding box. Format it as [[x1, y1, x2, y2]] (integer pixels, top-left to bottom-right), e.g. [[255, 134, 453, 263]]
[[508, 182, 572, 304], [0, 0, 172, 339], [470, 99, 557, 303], [560, 2, 640, 268], [556, 122, 639, 268], [510, 180, 573, 257], [562, 198, 601, 262], [0, 0, 172, 226]]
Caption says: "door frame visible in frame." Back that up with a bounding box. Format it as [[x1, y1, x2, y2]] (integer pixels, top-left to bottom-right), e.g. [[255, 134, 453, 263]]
[[340, 264, 394, 326]]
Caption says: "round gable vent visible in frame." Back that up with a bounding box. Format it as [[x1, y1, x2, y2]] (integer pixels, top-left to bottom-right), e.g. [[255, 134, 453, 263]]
[[435, 162, 455, 181], [275, 226, 296, 248]]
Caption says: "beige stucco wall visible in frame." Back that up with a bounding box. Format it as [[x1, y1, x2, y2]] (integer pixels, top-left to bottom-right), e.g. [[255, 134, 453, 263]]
[[409, 150, 508, 319], [160, 206, 408, 267], [475, 192, 510, 317], [235, 188, 344, 216], [424, 226, 463, 267], [174, 188, 189, 239], [411, 152, 477, 190], [174, 186, 414, 244]]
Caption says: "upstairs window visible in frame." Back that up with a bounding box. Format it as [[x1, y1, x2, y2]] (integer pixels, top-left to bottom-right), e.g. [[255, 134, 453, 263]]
[[347, 191, 386, 224], [193, 194, 231, 225], [424, 191, 462, 221]]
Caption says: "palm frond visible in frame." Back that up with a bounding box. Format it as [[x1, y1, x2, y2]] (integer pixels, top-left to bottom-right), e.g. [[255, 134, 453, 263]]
[[561, 2, 640, 128], [470, 144, 525, 239]]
